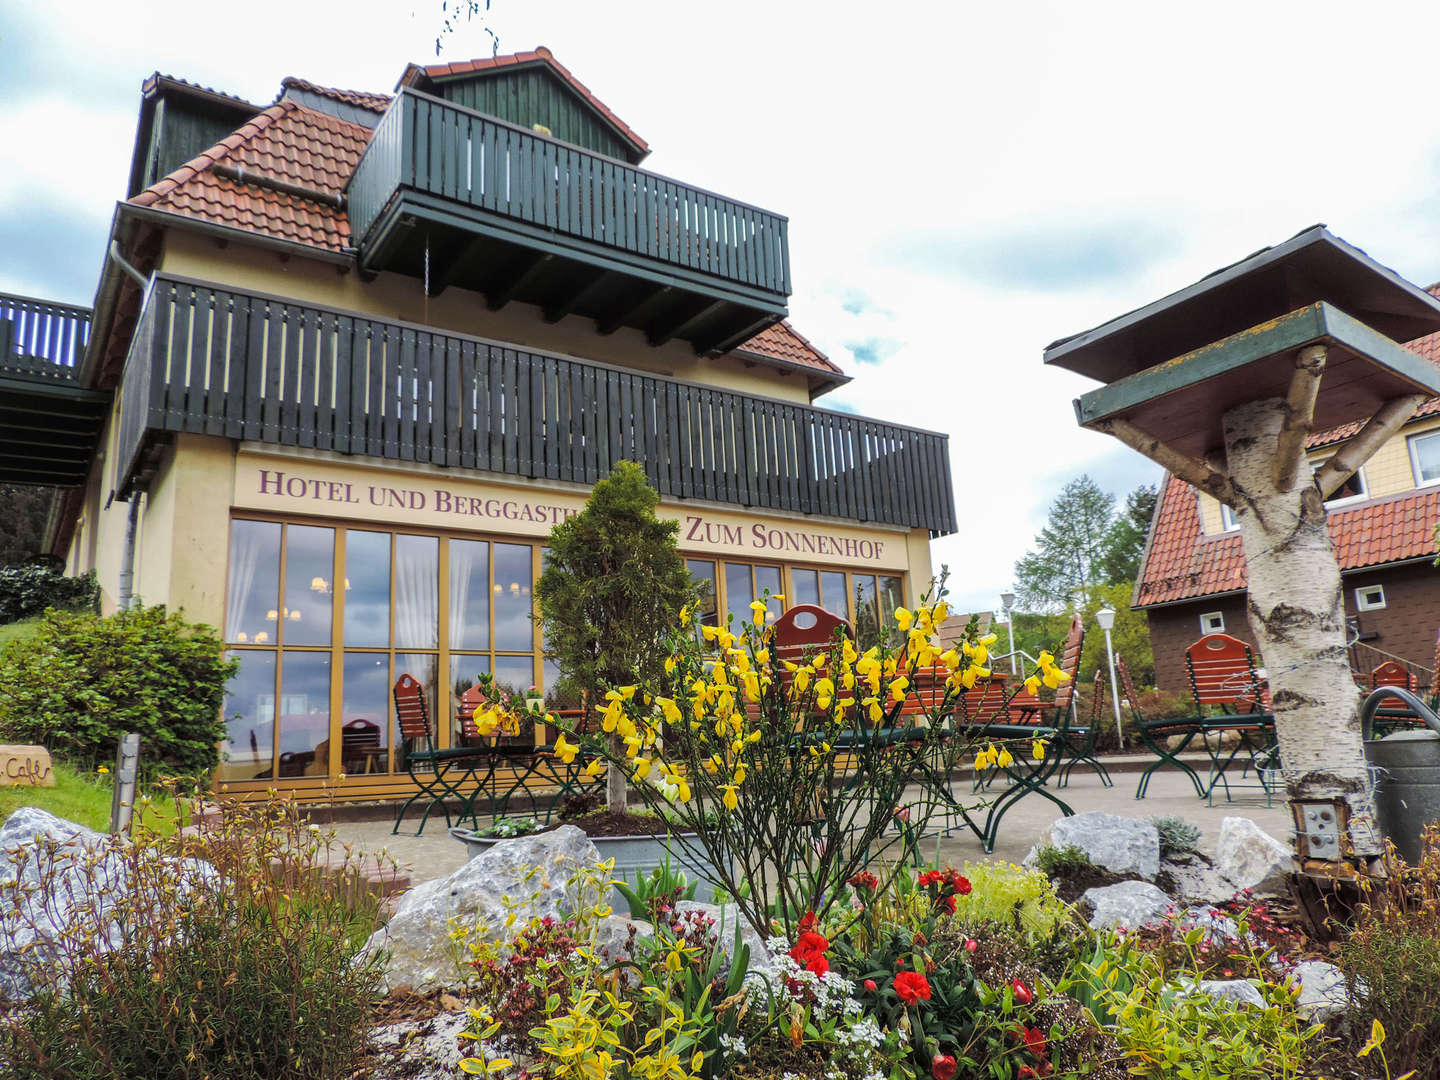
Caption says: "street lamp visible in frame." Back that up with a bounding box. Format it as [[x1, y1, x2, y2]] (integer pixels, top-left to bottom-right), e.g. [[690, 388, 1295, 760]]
[[1000, 592, 1017, 675], [1096, 607, 1124, 750]]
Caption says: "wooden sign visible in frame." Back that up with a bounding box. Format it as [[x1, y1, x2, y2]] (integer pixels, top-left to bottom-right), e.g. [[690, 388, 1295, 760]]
[[0, 745, 55, 787]]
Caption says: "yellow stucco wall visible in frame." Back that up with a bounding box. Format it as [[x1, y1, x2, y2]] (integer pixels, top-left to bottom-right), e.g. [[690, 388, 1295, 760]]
[[157, 232, 817, 405], [1194, 414, 1440, 535]]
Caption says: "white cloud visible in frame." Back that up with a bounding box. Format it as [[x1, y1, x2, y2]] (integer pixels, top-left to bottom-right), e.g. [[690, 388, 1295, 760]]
[[5, 0, 1440, 612]]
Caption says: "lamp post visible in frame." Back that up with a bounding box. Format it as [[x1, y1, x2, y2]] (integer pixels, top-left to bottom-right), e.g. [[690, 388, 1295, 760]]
[[1001, 592, 1017, 675], [1096, 607, 1124, 750]]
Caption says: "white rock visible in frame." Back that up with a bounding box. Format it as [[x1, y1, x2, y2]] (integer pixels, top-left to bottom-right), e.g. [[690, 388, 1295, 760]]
[[1046, 812, 1161, 881], [369, 1008, 472, 1080], [1215, 817, 1292, 897], [1195, 979, 1266, 1008], [1292, 960, 1352, 1022], [1162, 852, 1238, 905], [1176, 904, 1240, 944], [0, 808, 213, 1001], [362, 825, 604, 992], [674, 900, 775, 974], [1082, 880, 1171, 930]]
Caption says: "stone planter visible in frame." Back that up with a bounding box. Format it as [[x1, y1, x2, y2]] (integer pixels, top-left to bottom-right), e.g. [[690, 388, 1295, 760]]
[[451, 827, 726, 904]]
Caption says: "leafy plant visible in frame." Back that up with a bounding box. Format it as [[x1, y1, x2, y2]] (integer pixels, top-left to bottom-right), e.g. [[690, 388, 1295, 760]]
[[0, 605, 235, 778], [949, 859, 1075, 943], [476, 815, 543, 838], [614, 853, 698, 921], [1150, 816, 1201, 858], [0, 793, 391, 1079], [0, 563, 97, 624], [1034, 843, 1093, 878]]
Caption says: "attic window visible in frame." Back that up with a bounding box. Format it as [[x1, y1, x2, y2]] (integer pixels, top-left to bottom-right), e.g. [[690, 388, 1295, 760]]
[[1200, 611, 1225, 634], [1355, 585, 1386, 612]]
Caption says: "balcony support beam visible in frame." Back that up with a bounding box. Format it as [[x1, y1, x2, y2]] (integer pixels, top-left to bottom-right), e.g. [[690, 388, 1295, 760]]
[[598, 284, 674, 336], [543, 269, 614, 325], [427, 233, 490, 297], [485, 252, 556, 312], [646, 299, 727, 349]]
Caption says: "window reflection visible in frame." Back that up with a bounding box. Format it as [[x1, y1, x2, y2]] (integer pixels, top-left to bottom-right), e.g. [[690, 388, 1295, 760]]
[[724, 563, 752, 628], [450, 539, 491, 650], [219, 650, 275, 780], [878, 576, 904, 629], [821, 571, 848, 619], [277, 651, 330, 777], [395, 652, 439, 768], [341, 653, 390, 774], [225, 521, 280, 644], [282, 525, 334, 647], [791, 568, 819, 609], [687, 560, 717, 623], [395, 535, 438, 649], [345, 531, 391, 647], [493, 543, 533, 651], [450, 653, 491, 745], [853, 575, 879, 649]]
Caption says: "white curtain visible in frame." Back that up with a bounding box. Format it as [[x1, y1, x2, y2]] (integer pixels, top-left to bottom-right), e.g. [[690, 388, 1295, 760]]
[[448, 540, 488, 651], [225, 522, 268, 642], [394, 535, 438, 649]]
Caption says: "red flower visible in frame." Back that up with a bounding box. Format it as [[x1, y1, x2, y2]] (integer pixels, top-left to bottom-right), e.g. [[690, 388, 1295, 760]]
[[805, 953, 829, 976], [917, 870, 943, 887], [937, 894, 957, 914], [1018, 1069, 1038, 1080], [863, 978, 877, 991], [893, 971, 932, 1004], [789, 927, 830, 974], [1022, 1027, 1047, 1056], [848, 871, 880, 891], [1011, 979, 1033, 1005], [931, 1053, 958, 1080], [949, 871, 972, 896], [964, 938, 978, 952], [798, 911, 818, 935]]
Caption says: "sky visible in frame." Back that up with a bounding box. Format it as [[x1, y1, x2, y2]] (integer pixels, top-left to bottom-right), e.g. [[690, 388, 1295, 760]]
[[7, 0, 1440, 613]]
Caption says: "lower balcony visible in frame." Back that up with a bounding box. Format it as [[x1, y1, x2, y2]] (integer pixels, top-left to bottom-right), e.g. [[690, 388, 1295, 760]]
[[116, 276, 957, 537]]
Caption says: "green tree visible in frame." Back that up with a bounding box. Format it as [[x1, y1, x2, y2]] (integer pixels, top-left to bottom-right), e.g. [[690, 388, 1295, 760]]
[[0, 485, 57, 566], [535, 461, 697, 810], [1099, 483, 1158, 583], [1076, 581, 1154, 690], [1012, 475, 1115, 610]]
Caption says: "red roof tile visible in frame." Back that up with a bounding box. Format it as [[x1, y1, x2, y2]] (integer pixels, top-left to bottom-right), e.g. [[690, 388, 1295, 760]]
[[280, 76, 391, 114], [400, 46, 648, 155], [1136, 474, 1440, 607], [734, 320, 843, 377], [130, 100, 371, 252]]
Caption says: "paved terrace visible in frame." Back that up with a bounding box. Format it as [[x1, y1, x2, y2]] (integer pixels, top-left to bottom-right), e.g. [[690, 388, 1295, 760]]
[[326, 758, 1291, 889]]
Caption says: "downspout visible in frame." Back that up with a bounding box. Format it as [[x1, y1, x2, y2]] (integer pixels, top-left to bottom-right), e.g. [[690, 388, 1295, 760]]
[[117, 495, 141, 611], [108, 240, 148, 289]]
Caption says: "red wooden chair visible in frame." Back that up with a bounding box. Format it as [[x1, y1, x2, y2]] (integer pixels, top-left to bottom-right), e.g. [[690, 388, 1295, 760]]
[[1184, 634, 1277, 805], [391, 673, 490, 835]]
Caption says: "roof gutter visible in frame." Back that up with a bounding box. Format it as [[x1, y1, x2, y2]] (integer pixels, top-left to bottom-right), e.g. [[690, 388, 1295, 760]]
[[117, 202, 357, 267]]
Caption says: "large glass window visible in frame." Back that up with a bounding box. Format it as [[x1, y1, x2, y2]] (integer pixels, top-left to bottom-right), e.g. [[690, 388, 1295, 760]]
[[345, 531, 391, 647], [394, 535, 438, 649], [282, 525, 334, 646], [493, 543, 534, 651]]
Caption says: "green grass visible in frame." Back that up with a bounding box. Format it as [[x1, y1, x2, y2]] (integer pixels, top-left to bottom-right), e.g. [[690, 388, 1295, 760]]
[[0, 759, 186, 835], [0, 616, 43, 650]]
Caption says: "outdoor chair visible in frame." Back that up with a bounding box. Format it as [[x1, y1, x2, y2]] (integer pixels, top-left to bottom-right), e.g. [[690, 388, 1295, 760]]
[[1056, 668, 1113, 788], [340, 719, 385, 775], [1184, 634, 1278, 805], [1126, 653, 1206, 800], [391, 673, 492, 835]]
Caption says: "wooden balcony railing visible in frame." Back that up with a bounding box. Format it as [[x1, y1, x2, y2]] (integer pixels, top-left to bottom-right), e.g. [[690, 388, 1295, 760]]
[[117, 276, 956, 536], [0, 291, 91, 382], [348, 89, 791, 303]]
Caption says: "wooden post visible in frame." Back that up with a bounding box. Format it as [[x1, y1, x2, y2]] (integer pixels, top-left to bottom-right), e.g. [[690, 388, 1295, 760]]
[[110, 733, 140, 835]]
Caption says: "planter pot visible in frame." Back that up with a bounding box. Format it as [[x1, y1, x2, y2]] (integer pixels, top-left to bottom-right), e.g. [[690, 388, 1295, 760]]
[[450, 827, 726, 904]]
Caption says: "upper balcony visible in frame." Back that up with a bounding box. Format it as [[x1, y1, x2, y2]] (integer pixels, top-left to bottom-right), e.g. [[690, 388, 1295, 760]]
[[347, 90, 791, 355], [115, 276, 956, 537], [0, 291, 107, 486]]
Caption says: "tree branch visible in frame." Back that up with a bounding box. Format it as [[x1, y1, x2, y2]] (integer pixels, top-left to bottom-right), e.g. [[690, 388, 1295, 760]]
[[1092, 417, 1237, 505], [1272, 344, 1327, 490], [1314, 393, 1428, 499]]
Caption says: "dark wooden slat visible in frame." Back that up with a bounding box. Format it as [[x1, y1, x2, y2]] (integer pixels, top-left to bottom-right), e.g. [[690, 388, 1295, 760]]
[[315, 310, 336, 450], [223, 293, 248, 440], [459, 339, 478, 469], [294, 306, 318, 449], [543, 354, 560, 480], [444, 336, 461, 467], [335, 315, 355, 454], [501, 348, 519, 475]]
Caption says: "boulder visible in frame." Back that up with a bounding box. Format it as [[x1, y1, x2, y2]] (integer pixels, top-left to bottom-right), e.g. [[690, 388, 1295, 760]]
[[1215, 817, 1291, 897], [1195, 979, 1266, 1008], [1175, 904, 1239, 945], [1162, 851, 1238, 905], [1044, 812, 1161, 882], [363, 825, 611, 991], [0, 808, 214, 1001], [1292, 960, 1352, 1022], [674, 900, 775, 974], [1081, 880, 1171, 930]]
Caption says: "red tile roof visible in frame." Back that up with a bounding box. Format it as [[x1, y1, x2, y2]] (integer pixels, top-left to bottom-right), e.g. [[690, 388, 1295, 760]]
[[735, 320, 843, 377], [1136, 474, 1440, 607], [130, 99, 371, 252], [399, 46, 648, 155], [279, 76, 391, 114]]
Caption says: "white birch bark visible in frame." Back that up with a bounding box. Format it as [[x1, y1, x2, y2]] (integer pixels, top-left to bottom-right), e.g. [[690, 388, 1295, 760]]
[[1221, 398, 1381, 857]]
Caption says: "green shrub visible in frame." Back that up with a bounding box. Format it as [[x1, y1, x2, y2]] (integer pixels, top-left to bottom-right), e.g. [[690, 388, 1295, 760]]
[[1, 795, 390, 1080], [951, 859, 1074, 941], [1034, 843, 1093, 878], [1150, 816, 1201, 858], [0, 605, 236, 777], [1333, 826, 1440, 1079], [0, 564, 97, 624]]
